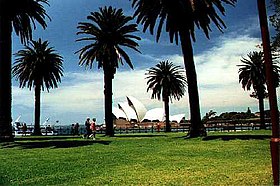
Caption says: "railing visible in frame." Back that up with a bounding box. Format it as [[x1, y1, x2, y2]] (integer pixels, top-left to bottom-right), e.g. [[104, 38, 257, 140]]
[[13, 120, 273, 136]]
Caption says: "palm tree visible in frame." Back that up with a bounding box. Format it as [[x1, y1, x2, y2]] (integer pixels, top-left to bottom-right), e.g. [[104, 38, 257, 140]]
[[131, 0, 236, 137], [237, 51, 280, 129], [0, 0, 49, 141], [146, 60, 187, 132], [12, 39, 63, 135], [76, 6, 141, 137], [202, 110, 217, 124]]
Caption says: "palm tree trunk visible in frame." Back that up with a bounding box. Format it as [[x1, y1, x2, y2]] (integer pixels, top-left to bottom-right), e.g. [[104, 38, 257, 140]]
[[33, 83, 42, 135], [258, 95, 266, 129], [164, 96, 171, 132], [257, 1, 279, 184], [0, 15, 13, 141], [179, 31, 206, 138], [104, 68, 114, 137]]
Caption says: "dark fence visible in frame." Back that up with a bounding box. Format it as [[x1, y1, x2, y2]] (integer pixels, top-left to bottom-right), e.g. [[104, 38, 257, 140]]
[[13, 120, 273, 136], [56, 121, 273, 135]]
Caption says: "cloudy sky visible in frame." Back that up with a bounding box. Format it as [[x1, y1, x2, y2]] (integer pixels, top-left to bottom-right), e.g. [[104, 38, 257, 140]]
[[11, 0, 279, 125]]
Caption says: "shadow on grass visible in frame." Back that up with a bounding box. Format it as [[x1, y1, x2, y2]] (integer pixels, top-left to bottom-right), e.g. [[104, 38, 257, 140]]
[[112, 134, 167, 138], [0, 176, 9, 186], [0, 139, 111, 149], [202, 135, 271, 141], [14, 136, 81, 141]]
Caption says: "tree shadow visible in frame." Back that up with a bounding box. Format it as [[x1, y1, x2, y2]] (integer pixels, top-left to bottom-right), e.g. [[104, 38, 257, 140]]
[[202, 135, 271, 141], [0, 139, 111, 149], [0, 176, 9, 186], [14, 136, 81, 141], [112, 134, 167, 138]]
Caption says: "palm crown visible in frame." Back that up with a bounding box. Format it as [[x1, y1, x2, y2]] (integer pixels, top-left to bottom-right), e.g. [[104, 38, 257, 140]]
[[238, 51, 280, 95], [131, 0, 236, 44], [238, 51, 266, 93], [76, 6, 141, 73], [12, 39, 64, 91], [0, 0, 50, 44], [146, 60, 187, 101]]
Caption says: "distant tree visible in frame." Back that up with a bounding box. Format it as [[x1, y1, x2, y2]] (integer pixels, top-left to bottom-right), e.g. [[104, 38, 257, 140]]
[[76, 6, 141, 136], [246, 107, 252, 115], [131, 0, 236, 137], [245, 107, 256, 118], [12, 39, 63, 135], [202, 110, 217, 124], [237, 51, 280, 129], [0, 0, 49, 141], [146, 60, 187, 132]]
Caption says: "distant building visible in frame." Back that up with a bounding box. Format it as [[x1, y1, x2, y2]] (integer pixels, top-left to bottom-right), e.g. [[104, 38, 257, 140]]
[[113, 96, 185, 128]]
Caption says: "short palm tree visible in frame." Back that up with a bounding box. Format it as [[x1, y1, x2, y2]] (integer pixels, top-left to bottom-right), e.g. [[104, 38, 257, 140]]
[[237, 51, 280, 129], [76, 6, 141, 137], [12, 39, 63, 136], [131, 0, 236, 137], [202, 110, 217, 124], [146, 60, 187, 132], [0, 0, 49, 141]]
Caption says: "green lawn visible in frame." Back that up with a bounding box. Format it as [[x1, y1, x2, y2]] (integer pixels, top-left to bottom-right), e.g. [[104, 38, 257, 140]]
[[0, 130, 273, 185]]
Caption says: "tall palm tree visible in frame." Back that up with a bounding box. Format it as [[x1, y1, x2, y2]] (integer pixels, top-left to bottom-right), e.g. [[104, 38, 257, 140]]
[[0, 0, 49, 141], [131, 0, 236, 137], [238, 51, 280, 129], [12, 39, 63, 135], [146, 60, 187, 132], [76, 6, 141, 137]]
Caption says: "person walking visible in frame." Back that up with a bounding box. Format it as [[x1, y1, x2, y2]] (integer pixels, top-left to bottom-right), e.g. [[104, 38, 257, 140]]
[[90, 118, 96, 140], [71, 124, 75, 135], [22, 123, 27, 136], [84, 117, 91, 138], [74, 122, 80, 136]]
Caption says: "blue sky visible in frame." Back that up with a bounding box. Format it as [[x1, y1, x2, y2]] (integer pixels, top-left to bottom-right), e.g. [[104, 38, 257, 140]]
[[11, 0, 279, 125]]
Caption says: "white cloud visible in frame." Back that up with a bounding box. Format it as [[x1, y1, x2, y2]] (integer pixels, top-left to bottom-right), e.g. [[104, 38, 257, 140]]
[[196, 35, 261, 86], [112, 69, 163, 108]]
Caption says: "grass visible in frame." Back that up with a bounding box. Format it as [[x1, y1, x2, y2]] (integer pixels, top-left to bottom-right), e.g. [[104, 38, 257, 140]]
[[0, 130, 273, 186]]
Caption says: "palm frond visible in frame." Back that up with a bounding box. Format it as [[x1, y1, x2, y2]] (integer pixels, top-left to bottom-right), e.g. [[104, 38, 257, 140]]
[[146, 60, 187, 101], [12, 38, 64, 92], [237, 50, 280, 98], [76, 6, 140, 72], [4, 0, 51, 44], [131, 0, 236, 44]]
